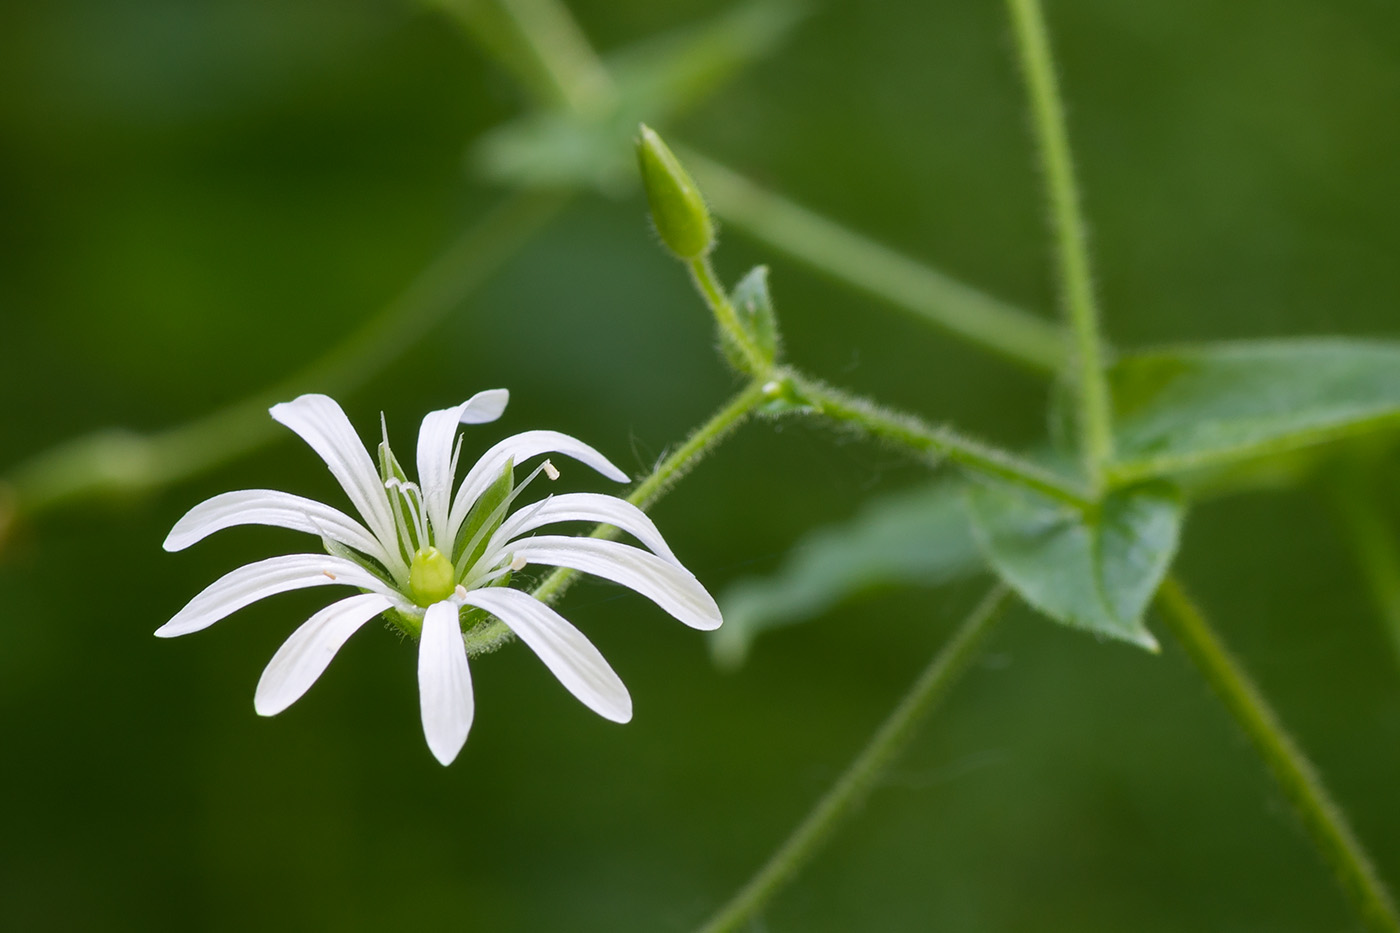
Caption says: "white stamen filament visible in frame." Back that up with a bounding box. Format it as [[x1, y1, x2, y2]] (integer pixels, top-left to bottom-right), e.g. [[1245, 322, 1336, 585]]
[[453, 459, 560, 578]]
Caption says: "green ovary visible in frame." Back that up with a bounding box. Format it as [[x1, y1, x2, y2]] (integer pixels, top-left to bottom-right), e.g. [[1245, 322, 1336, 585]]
[[408, 546, 457, 606]]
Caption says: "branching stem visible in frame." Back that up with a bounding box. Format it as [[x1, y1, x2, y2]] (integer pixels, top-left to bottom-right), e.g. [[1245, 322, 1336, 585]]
[[1005, 0, 1114, 487]]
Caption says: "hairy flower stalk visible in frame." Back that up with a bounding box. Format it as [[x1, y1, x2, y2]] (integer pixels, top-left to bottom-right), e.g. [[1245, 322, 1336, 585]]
[[158, 391, 722, 765]]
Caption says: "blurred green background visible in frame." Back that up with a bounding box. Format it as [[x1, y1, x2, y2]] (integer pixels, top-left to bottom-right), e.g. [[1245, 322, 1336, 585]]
[[2, 0, 1399, 929]]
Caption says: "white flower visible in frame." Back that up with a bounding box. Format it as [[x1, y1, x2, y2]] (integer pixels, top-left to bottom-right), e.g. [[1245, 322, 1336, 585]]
[[158, 391, 721, 765]]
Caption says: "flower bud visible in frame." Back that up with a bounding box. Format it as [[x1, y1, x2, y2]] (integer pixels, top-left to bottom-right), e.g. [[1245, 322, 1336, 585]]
[[636, 124, 714, 260]]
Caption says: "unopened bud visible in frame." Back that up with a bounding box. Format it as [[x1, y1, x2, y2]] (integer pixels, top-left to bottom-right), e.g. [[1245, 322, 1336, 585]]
[[636, 124, 714, 260]]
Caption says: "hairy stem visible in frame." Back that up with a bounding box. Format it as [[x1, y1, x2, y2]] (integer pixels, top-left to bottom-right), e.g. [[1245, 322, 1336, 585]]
[[0, 192, 566, 541], [695, 586, 1012, 933], [689, 254, 775, 377], [1005, 0, 1114, 486], [784, 369, 1092, 509], [1158, 576, 1400, 932], [463, 378, 768, 654], [679, 147, 1066, 374]]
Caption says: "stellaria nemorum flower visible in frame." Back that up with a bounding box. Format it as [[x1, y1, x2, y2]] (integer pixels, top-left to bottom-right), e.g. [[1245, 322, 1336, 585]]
[[158, 391, 722, 765]]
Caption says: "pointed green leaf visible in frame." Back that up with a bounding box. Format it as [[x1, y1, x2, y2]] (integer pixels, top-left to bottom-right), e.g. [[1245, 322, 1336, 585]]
[[1110, 339, 1400, 482], [966, 480, 1182, 651], [712, 480, 982, 668], [724, 265, 780, 366]]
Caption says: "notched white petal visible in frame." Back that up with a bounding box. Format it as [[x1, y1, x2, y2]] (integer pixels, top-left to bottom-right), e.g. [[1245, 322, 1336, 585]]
[[415, 390, 512, 544], [269, 394, 399, 559], [254, 593, 393, 716], [509, 536, 723, 631], [460, 587, 631, 723], [446, 431, 630, 546], [458, 388, 509, 425], [156, 554, 403, 639], [418, 601, 474, 765], [163, 488, 388, 564], [489, 492, 680, 565]]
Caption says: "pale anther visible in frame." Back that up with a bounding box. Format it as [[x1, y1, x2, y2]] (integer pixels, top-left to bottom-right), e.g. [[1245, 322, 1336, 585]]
[[542, 459, 560, 481]]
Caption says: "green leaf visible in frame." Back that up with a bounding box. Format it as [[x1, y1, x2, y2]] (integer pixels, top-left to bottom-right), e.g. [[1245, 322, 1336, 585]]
[[725, 265, 780, 366], [1109, 338, 1400, 482], [711, 480, 982, 668], [965, 480, 1183, 651]]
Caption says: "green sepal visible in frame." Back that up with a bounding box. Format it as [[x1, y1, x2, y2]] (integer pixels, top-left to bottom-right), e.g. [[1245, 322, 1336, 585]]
[[454, 457, 515, 573], [636, 123, 715, 260], [458, 571, 514, 634], [319, 535, 397, 589]]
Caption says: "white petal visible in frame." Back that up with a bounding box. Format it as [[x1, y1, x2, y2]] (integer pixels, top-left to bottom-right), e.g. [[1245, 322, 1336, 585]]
[[418, 601, 474, 765], [507, 536, 722, 631], [489, 493, 679, 565], [163, 489, 393, 567], [458, 388, 509, 425], [254, 593, 393, 716], [269, 395, 400, 560], [446, 430, 631, 547], [460, 587, 631, 723], [415, 389, 510, 548], [156, 554, 403, 638]]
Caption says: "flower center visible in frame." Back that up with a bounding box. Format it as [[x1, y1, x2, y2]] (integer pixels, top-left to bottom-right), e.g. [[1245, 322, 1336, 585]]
[[408, 546, 457, 606]]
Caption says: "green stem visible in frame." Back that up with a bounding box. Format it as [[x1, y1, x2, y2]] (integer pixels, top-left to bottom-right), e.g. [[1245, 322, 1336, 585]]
[[463, 378, 768, 654], [784, 369, 1092, 509], [695, 586, 1012, 933], [428, 0, 612, 114], [492, 0, 615, 114], [1, 192, 567, 532], [678, 147, 1066, 375], [1004, 0, 1114, 486], [1157, 576, 1400, 933], [689, 254, 773, 377]]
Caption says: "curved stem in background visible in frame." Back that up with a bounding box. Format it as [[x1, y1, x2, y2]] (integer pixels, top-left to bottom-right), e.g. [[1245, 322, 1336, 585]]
[[695, 586, 1012, 933], [678, 147, 1067, 375], [0, 191, 567, 543], [1158, 576, 1400, 933], [463, 377, 769, 654], [1004, 0, 1113, 487]]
